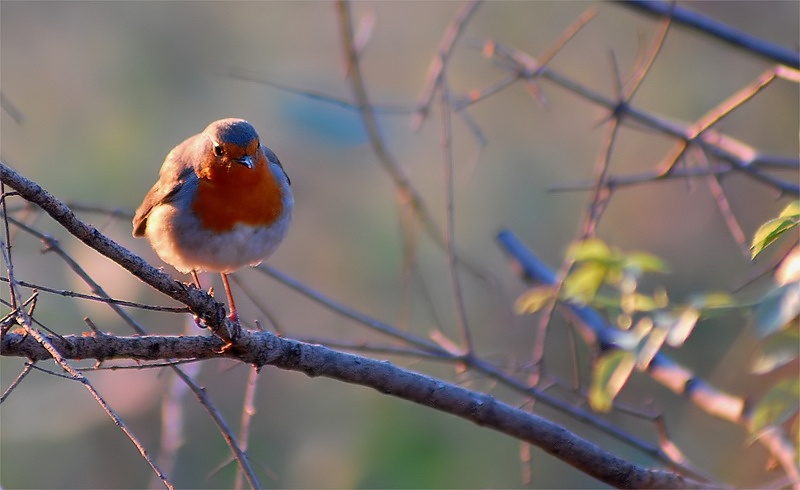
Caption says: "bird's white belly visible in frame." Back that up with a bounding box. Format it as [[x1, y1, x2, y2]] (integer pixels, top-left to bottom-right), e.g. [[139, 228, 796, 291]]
[[144, 203, 291, 274]]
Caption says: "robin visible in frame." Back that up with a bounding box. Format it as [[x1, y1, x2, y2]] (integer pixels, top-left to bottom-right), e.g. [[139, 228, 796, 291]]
[[132, 118, 293, 323]]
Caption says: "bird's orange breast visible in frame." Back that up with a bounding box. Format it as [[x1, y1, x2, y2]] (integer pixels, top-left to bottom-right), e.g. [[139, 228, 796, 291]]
[[191, 160, 284, 232]]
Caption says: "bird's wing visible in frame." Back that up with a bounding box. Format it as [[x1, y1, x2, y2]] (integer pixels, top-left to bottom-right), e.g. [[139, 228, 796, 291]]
[[132, 142, 197, 237]]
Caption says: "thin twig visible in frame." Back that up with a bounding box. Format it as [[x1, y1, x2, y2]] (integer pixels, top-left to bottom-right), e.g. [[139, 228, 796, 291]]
[[0, 275, 188, 312], [226, 69, 418, 115], [0, 92, 25, 125], [2, 182, 19, 311], [82, 358, 201, 371], [0, 362, 34, 403], [335, 0, 494, 284], [412, 0, 483, 129], [256, 263, 448, 355], [294, 336, 453, 360], [480, 43, 799, 196], [171, 364, 261, 489], [229, 273, 285, 335], [0, 229, 174, 488], [152, 320, 203, 488], [697, 148, 749, 257], [456, 7, 596, 111], [234, 365, 268, 490], [625, 9, 672, 101], [547, 162, 735, 191], [659, 67, 783, 177], [439, 81, 474, 353]]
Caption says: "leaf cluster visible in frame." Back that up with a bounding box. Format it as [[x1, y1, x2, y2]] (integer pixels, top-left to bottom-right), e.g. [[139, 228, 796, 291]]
[[516, 205, 799, 450]]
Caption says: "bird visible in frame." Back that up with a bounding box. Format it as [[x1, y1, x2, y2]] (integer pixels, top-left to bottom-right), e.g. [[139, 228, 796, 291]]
[[132, 118, 293, 323]]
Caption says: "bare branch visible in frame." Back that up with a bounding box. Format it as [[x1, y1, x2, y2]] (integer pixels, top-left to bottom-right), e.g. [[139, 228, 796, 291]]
[[335, 0, 493, 284], [258, 264, 703, 477], [412, 0, 482, 128], [439, 82, 474, 352], [1, 329, 704, 489], [0, 362, 33, 403], [234, 366, 269, 490], [481, 44, 800, 196], [0, 275, 187, 312], [256, 264, 447, 354], [617, 0, 800, 69]]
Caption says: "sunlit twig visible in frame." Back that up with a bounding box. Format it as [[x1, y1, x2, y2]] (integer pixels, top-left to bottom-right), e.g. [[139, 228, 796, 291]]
[[412, 0, 482, 129], [439, 81, 474, 353], [0, 362, 33, 403]]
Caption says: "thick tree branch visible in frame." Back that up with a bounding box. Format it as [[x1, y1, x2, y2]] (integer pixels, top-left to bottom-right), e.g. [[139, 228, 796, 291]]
[[2, 329, 701, 489]]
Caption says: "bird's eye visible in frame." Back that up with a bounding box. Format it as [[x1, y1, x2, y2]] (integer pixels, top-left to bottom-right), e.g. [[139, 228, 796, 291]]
[[212, 144, 224, 157]]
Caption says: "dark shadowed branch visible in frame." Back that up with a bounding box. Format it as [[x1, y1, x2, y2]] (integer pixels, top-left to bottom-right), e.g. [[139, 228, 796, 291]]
[[617, 0, 800, 69]]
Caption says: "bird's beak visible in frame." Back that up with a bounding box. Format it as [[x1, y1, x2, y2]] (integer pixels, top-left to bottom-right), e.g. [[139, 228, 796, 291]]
[[236, 155, 254, 169]]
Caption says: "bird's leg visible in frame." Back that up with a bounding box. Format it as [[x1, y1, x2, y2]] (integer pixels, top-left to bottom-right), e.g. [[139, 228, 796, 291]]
[[191, 270, 202, 289], [190, 270, 205, 329], [220, 272, 239, 323]]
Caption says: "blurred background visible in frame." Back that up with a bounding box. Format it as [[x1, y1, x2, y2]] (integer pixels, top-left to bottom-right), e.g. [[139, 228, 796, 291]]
[[1, 1, 798, 488]]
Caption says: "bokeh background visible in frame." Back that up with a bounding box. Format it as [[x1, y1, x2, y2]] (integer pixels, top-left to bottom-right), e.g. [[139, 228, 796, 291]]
[[1, 1, 798, 488]]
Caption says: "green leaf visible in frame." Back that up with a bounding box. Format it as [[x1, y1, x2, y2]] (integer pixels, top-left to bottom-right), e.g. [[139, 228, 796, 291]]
[[689, 292, 735, 310], [589, 350, 636, 412], [754, 283, 800, 338], [751, 327, 800, 374], [621, 293, 660, 313], [562, 262, 607, 304], [624, 252, 669, 274], [751, 201, 800, 259], [567, 238, 611, 262], [514, 286, 556, 315], [779, 200, 800, 219], [749, 378, 800, 433], [653, 287, 669, 309]]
